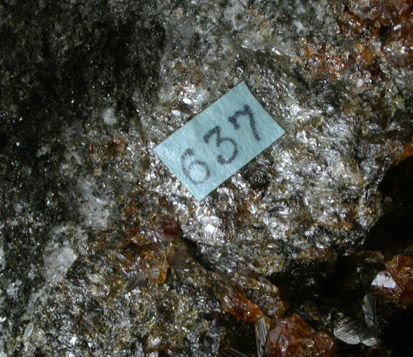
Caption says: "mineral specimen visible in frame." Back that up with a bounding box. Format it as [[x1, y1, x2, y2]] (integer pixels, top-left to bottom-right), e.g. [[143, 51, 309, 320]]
[[371, 255, 413, 305], [220, 291, 264, 323], [381, 22, 413, 69], [351, 0, 413, 26], [264, 314, 337, 357], [1, 0, 413, 355]]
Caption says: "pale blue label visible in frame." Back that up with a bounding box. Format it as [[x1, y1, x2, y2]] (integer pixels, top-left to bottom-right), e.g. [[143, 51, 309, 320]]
[[154, 82, 285, 200]]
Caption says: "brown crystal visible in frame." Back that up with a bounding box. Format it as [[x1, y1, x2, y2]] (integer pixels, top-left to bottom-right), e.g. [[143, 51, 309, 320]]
[[381, 22, 413, 69], [159, 216, 183, 240], [300, 41, 348, 81], [120, 244, 170, 284], [353, 43, 373, 68], [220, 291, 264, 323], [399, 137, 413, 161], [235, 276, 289, 318], [372, 0, 413, 26], [123, 214, 183, 247], [339, 11, 380, 39], [350, 0, 413, 27], [264, 314, 337, 357], [105, 137, 125, 158], [371, 255, 413, 305], [139, 247, 170, 284]]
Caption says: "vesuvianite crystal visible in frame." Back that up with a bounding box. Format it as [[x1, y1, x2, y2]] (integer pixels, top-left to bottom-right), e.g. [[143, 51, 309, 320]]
[[2, 0, 413, 355], [264, 314, 337, 357], [371, 255, 413, 305]]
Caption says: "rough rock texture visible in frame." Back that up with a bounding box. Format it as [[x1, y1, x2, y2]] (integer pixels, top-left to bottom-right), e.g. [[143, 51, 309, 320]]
[[1, 0, 413, 356], [371, 254, 413, 305], [264, 314, 337, 357]]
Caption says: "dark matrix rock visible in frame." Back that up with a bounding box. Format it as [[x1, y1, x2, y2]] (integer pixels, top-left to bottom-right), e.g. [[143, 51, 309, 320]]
[[1, 0, 413, 355]]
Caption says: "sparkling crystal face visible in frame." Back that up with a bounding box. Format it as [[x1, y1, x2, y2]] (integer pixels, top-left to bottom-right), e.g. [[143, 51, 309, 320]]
[[154, 82, 284, 200]]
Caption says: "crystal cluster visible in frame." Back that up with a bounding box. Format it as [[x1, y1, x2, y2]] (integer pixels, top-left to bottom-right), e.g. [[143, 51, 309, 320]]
[[1, 0, 413, 355], [264, 314, 337, 357], [371, 255, 413, 305], [350, 0, 413, 69]]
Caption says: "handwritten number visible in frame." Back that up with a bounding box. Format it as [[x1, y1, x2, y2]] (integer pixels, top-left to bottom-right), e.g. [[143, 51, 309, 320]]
[[181, 105, 259, 185], [181, 148, 210, 184], [203, 126, 238, 165], [228, 104, 260, 141]]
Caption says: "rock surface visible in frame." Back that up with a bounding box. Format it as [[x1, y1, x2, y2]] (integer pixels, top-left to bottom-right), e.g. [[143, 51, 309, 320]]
[[264, 314, 337, 357], [1, 0, 413, 355]]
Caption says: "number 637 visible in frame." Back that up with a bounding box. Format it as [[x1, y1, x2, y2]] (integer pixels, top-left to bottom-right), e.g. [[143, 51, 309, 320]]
[[181, 104, 260, 184]]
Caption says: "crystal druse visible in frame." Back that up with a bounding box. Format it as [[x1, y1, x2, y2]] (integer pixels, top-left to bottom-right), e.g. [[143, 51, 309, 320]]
[[1, 0, 413, 355]]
